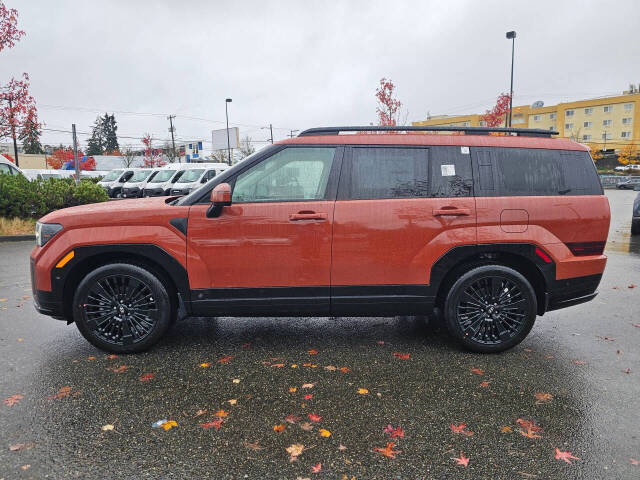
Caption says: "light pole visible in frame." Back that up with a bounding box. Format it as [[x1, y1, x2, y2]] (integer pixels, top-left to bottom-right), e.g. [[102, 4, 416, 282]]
[[289, 129, 299, 138], [262, 124, 274, 144], [225, 98, 232, 165], [506, 31, 516, 128]]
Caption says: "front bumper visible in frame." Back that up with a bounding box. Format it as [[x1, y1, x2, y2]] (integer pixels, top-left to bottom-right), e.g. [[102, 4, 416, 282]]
[[171, 188, 190, 196], [122, 187, 141, 198], [143, 187, 168, 197], [30, 258, 65, 320]]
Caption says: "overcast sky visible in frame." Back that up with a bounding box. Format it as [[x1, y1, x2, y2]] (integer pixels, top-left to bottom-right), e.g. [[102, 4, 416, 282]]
[[3, 0, 640, 152]]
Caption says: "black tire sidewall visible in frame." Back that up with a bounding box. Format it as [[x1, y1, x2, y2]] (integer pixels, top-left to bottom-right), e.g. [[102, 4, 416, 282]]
[[73, 263, 171, 353], [444, 265, 537, 353]]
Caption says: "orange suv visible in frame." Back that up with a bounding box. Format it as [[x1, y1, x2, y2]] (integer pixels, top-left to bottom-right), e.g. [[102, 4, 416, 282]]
[[30, 126, 610, 354]]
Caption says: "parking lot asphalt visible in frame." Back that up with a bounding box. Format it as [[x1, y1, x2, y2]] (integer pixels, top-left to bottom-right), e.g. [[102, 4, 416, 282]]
[[1, 189, 639, 479]]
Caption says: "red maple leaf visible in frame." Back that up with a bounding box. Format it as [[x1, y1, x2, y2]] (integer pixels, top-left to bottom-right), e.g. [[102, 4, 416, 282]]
[[470, 368, 484, 375], [383, 425, 405, 438], [374, 441, 401, 459], [450, 423, 473, 436], [304, 394, 313, 400], [311, 463, 322, 473], [555, 448, 580, 464], [3, 393, 23, 406], [201, 418, 223, 430], [393, 352, 410, 360], [516, 418, 542, 433], [139, 373, 154, 382], [218, 355, 233, 363], [452, 452, 470, 467], [308, 413, 322, 422]]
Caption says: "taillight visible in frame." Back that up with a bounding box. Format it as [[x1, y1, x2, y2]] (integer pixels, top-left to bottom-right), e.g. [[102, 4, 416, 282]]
[[566, 241, 606, 256]]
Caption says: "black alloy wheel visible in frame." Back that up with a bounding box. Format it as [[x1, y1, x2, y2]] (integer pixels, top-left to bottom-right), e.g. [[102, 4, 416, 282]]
[[73, 263, 172, 353], [444, 265, 537, 353]]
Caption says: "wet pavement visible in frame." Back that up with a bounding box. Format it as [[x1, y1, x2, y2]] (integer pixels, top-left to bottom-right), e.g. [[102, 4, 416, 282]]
[[1, 190, 639, 479]]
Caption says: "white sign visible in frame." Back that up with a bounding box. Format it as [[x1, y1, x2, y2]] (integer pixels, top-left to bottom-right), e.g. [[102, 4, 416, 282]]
[[441, 164, 456, 176], [460, 146, 470, 154], [211, 127, 239, 151]]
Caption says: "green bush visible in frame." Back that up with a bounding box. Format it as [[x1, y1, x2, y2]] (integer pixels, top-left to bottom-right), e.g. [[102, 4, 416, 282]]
[[0, 174, 108, 219]]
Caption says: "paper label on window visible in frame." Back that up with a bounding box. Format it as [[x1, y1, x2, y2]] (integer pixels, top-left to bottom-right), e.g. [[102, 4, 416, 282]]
[[441, 164, 456, 176], [460, 146, 470, 154]]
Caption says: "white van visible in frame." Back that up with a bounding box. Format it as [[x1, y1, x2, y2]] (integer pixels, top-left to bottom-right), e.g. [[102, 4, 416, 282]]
[[98, 168, 147, 198], [169, 163, 230, 196], [121, 168, 156, 198], [142, 163, 186, 197]]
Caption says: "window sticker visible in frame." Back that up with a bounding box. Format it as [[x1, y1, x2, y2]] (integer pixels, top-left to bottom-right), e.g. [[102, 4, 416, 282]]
[[460, 146, 470, 154], [441, 164, 456, 176]]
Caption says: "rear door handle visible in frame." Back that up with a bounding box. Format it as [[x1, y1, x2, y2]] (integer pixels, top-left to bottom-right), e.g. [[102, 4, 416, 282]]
[[433, 207, 471, 216], [289, 211, 328, 221]]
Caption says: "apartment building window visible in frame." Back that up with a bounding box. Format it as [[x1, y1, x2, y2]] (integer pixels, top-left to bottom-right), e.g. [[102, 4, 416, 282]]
[[583, 121, 592, 128], [582, 134, 592, 141], [621, 131, 632, 138], [584, 107, 593, 115], [603, 105, 613, 113], [550, 113, 557, 120], [602, 132, 612, 140], [565, 110, 574, 117], [533, 115, 541, 122], [602, 119, 612, 127], [622, 117, 633, 125], [479, 121, 486, 126], [549, 126, 555, 131], [461, 122, 471, 127], [624, 103, 634, 111], [565, 123, 574, 130]]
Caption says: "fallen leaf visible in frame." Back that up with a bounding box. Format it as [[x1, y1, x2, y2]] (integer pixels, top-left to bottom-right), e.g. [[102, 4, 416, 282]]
[[308, 413, 322, 422], [218, 355, 233, 363], [383, 425, 405, 438], [152, 419, 168, 428], [311, 462, 322, 473], [630, 458, 638, 465], [289, 387, 297, 393], [470, 368, 484, 375], [21, 464, 30, 471], [139, 373, 155, 382], [101, 424, 115, 431], [629, 284, 636, 289], [286, 443, 305, 462], [520, 427, 542, 439], [358, 388, 369, 395], [633, 324, 640, 328], [108, 365, 129, 373], [291, 364, 298, 368], [500, 426, 512, 433], [4, 393, 24, 406], [273, 424, 286, 433], [450, 423, 473, 436], [516, 418, 543, 433], [338, 444, 347, 451], [88, 356, 96, 360], [213, 409, 228, 418], [623, 368, 631, 374], [555, 448, 579, 464], [535, 392, 553, 404], [244, 440, 263, 451], [596, 336, 615, 342], [200, 362, 211, 368], [319, 428, 331, 437], [324, 365, 337, 371], [574, 360, 586, 365], [47, 386, 71, 400], [302, 383, 315, 389], [201, 418, 223, 430], [374, 441, 401, 459], [339, 367, 351, 373], [300, 422, 314, 431], [285, 414, 301, 424], [195, 409, 207, 416], [9, 442, 34, 451], [107, 354, 118, 359], [0, 298, 6, 302], [377, 340, 385, 345], [227, 399, 237, 406], [232, 378, 240, 384], [308, 349, 318, 355], [452, 452, 469, 467], [393, 352, 410, 360], [479, 381, 490, 387], [161, 420, 178, 431]]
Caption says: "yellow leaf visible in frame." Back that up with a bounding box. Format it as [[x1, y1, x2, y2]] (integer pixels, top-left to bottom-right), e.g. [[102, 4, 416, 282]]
[[291, 364, 298, 368], [101, 424, 114, 431], [232, 378, 240, 384], [213, 409, 228, 418], [162, 420, 178, 430], [200, 362, 210, 368], [500, 426, 512, 433], [286, 443, 305, 459], [0, 298, 6, 302], [289, 387, 297, 393], [358, 388, 369, 395], [227, 399, 237, 406], [319, 428, 331, 437]]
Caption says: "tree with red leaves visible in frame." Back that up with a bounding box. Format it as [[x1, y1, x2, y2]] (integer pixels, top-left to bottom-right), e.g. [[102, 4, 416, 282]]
[[0, 1, 24, 52], [141, 134, 166, 167], [481, 93, 511, 128], [45, 147, 94, 171], [0, 73, 38, 167], [376, 78, 402, 127]]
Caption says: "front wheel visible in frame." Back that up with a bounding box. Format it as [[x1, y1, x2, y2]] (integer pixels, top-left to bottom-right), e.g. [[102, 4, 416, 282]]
[[73, 263, 172, 353], [444, 265, 537, 353]]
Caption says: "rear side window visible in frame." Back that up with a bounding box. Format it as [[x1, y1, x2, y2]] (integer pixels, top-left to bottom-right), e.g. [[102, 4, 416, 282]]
[[472, 147, 602, 196], [429, 147, 473, 197], [341, 147, 429, 199]]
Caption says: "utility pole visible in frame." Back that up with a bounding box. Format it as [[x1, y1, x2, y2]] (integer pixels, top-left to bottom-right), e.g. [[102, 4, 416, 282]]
[[225, 98, 232, 166], [167, 115, 177, 163], [289, 129, 299, 138], [269, 123, 274, 144], [72, 124, 79, 185], [7, 96, 19, 167]]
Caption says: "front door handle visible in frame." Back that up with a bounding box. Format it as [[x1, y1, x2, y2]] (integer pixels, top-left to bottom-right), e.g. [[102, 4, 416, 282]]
[[289, 211, 328, 221], [433, 207, 471, 217]]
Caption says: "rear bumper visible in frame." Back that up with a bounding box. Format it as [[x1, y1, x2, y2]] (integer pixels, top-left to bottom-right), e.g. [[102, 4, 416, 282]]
[[545, 273, 602, 313]]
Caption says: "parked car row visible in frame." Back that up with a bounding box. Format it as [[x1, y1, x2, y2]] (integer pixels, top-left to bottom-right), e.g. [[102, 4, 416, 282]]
[[97, 163, 230, 198], [0, 157, 105, 181]]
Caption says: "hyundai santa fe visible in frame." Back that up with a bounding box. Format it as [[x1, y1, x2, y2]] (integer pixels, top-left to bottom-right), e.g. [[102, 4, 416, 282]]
[[30, 126, 610, 354]]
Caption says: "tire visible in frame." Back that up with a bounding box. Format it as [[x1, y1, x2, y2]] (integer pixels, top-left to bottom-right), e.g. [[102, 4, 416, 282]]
[[444, 265, 537, 353], [72, 263, 172, 353], [632, 218, 640, 236]]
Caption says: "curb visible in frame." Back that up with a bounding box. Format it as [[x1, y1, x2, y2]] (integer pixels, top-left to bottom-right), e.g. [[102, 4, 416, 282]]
[[0, 234, 35, 243]]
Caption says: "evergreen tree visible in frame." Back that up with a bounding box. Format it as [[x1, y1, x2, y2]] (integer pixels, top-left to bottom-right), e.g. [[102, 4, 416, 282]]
[[102, 113, 119, 153], [86, 115, 104, 155], [19, 107, 43, 154]]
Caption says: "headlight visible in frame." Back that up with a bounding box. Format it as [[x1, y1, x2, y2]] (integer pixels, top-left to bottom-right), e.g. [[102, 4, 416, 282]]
[[35, 222, 63, 247]]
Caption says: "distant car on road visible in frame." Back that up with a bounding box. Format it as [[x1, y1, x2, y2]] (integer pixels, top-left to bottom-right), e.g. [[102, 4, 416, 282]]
[[633, 185, 640, 235], [616, 177, 640, 189]]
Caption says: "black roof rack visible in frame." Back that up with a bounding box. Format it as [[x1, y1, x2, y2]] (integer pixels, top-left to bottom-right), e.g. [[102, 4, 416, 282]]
[[298, 126, 558, 138]]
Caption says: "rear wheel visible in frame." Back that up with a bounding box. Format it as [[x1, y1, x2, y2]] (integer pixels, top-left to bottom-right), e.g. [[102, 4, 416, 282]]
[[444, 265, 537, 353], [73, 263, 172, 353], [632, 218, 640, 236]]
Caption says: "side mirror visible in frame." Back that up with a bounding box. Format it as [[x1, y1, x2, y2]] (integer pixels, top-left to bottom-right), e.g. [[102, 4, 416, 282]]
[[207, 183, 231, 218]]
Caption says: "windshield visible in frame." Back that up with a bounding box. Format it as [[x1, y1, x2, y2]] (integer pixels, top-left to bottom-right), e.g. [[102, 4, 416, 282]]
[[148, 170, 175, 183], [102, 170, 123, 181], [40, 174, 61, 179], [176, 169, 204, 183], [128, 170, 151, 182]]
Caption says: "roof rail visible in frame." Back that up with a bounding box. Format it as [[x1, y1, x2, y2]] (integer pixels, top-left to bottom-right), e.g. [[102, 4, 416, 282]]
[[298, 126, 558, 138]]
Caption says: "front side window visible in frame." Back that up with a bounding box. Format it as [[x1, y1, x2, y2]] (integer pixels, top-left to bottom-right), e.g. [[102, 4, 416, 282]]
[[177, 169, 205, 183], [102, 170, 123, 181], [119, 171, 134, 182], [232, 147, 335, 202]]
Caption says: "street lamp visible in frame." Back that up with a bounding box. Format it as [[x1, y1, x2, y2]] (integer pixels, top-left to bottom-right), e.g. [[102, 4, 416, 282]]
[[225, 98, 232, 165], [262, 124, 274, 144], [506, 30, 516, 128]]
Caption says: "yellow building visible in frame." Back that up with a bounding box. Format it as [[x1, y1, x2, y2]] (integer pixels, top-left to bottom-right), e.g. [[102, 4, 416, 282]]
[[413, 89, 640, 153]]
